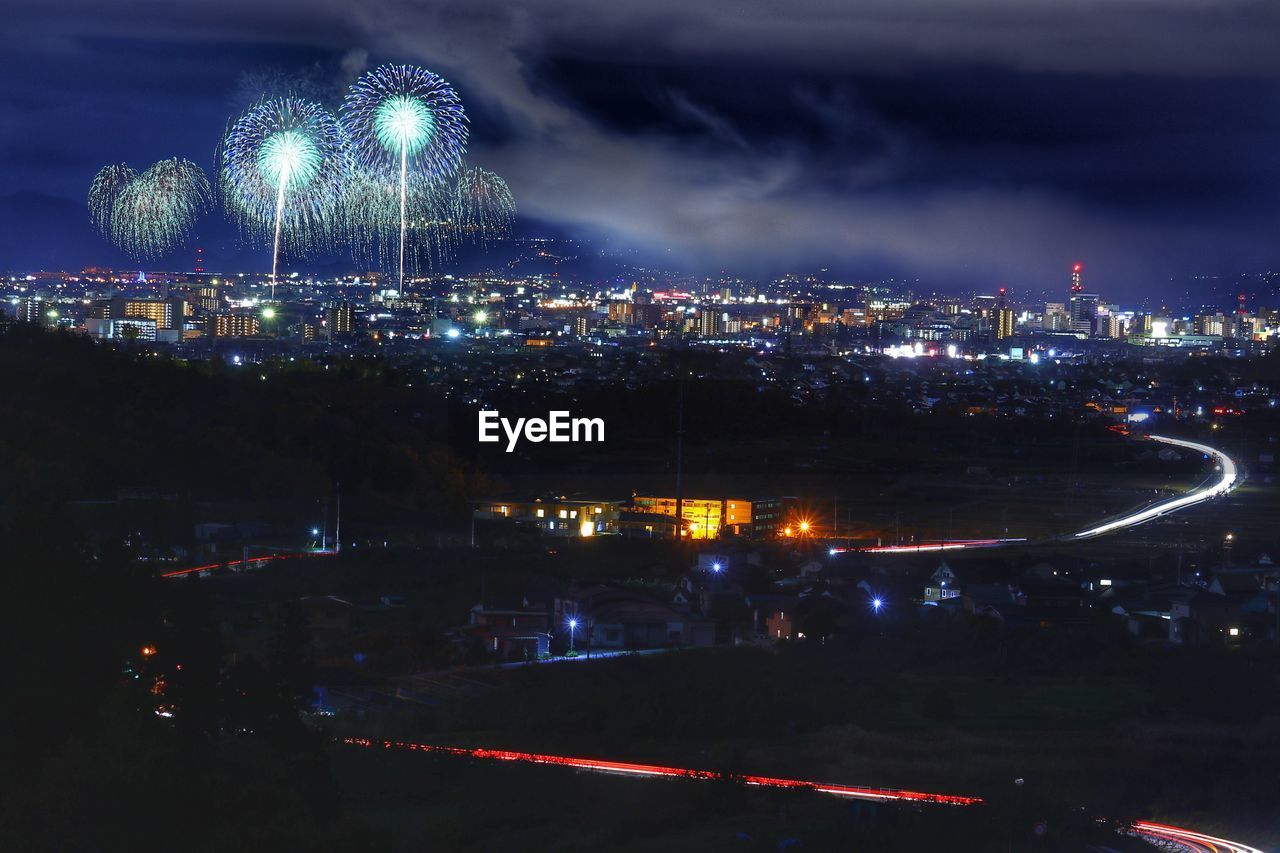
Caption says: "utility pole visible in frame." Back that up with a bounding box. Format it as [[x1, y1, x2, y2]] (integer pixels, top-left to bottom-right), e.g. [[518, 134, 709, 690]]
[[674, 373, 686, 542], [334, 481, 342, 554], [321, 494, 329, 552]]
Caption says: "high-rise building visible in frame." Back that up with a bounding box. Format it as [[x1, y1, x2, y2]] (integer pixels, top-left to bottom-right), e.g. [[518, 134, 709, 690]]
[[1068, 292, 1098, 335], [697, 308, 721, 338], [997, 308, 1015, 340], [1066, 263, 1099, 334], [608, 300, 634, 324], [325, 301, 355, 337], [17, 298, 55, 324], [995, 287, 1014, 340], [197, 284, 221, 314]]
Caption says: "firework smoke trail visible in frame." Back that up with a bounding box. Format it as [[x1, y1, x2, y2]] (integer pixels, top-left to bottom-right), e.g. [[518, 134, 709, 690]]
[[220, 98, 348, 300], [89, 159, 211, 261], [453, 166, 515, 247], [341, 65, 468, 291]]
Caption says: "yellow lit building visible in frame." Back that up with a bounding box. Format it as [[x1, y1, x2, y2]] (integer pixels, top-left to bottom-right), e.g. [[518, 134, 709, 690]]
[[124, 299, 176, 329], [996, 307, 1015, 340], [630, 496, 753, 540], [210, 314, 260, 338]]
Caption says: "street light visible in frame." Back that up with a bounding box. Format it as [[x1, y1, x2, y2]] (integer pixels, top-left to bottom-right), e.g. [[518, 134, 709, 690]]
[[567, 618, 578, 653]]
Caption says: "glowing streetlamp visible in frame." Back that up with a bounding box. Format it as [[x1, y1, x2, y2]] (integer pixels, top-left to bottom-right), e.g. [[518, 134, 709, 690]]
[[567, 618, 578, 653]]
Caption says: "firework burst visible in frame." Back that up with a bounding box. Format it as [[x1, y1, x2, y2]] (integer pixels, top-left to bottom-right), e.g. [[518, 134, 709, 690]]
[[452, 166, 515, 247], [341, 168, 457, 273], [220, 97, 348, 298], [341, 65, 468, 289], [89, 158, 211, 261], [88, 163, 137, 239]]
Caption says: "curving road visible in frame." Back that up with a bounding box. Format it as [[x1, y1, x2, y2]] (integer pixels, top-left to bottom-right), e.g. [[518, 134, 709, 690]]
[[843, 433, 1239, 555], [1132, 820, 1267, 853], [1071, 434, 1238, 539]]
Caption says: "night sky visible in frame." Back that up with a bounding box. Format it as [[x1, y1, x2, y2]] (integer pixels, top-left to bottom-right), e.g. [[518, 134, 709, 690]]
[[5, 0, 1280, 300]]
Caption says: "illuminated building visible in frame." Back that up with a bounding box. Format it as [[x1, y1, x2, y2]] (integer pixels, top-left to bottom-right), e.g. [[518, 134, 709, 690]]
[[996, 308, 1014, 340], [1067, 264, 1098, 335], [1069, 292, 1098, 335], [209, 314, 260, 338], [473, 499, 622, 537], [1043, 302, 1069, 331], [85, 316, 157, 341], [121, 297, 184, 330], [325, 301, 355, 337], [995, 287, 1013, 340], [607, 300, 634, 324], [16, 298, 54, 324], [697, 308, 721, 338], [197, 284, 221, 313], [630, 496, 756, 540]]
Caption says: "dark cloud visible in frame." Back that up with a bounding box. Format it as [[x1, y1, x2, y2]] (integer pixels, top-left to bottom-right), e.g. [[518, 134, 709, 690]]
[[3, 0, 1280, 299]]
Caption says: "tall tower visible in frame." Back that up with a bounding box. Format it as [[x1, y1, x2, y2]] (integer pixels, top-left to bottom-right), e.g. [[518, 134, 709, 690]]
[[1067, 264, 1098, 336], [194, 247, 205, 274]]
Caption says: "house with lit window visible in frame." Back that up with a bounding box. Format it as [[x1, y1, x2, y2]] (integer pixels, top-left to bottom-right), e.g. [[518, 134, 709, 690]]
[[565, 584, 717, 649], [923, 563, 961, 604]]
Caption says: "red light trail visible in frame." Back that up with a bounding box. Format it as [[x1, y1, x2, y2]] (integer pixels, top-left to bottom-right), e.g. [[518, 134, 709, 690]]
[[1131, 821, 1266, 853], [338, 739, 1268, 850], [160, 551, 332, 578], [338, 737, 983, 805]]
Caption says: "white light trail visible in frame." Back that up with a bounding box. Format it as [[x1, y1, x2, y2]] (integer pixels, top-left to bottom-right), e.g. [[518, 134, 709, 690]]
[[1073, 435, 1238, 539], [1132, 820, 1267, 853]]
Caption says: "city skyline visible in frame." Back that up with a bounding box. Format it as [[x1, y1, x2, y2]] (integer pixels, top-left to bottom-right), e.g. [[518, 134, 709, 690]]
[[4, 0, 1280, 300]]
